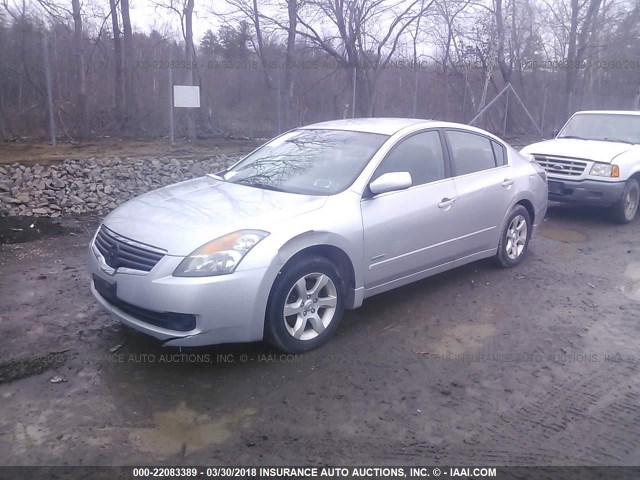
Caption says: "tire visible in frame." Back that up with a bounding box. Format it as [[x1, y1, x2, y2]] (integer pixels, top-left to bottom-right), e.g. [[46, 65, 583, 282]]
[[494, 205, 532, 268], [610, 178, 639, 224], [265, 255, 345, 353]]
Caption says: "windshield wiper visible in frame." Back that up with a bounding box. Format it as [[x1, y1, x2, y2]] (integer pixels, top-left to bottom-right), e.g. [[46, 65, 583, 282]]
[[557, 135, 587, 140], [236, 180, 287, 192], [602, 137, 634, 145]]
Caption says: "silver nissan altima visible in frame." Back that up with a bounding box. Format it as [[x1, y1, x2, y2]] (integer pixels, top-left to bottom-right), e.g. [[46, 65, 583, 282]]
[[88, 118, 548, 352]]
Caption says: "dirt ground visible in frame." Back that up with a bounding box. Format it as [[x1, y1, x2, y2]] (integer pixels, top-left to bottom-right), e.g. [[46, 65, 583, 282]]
[[0, 134, 539, 166], [0, 138, 260, 166], [1, 203, 640, 468]]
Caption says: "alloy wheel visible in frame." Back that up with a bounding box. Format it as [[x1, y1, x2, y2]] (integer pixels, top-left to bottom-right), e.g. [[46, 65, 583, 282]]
[[283, 272, 338, 341], [506, 214, 528, 260]]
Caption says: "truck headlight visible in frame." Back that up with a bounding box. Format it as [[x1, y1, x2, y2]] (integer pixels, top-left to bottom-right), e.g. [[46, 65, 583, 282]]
[[173, 230, 269, 277], [590, 163, 620, 178]]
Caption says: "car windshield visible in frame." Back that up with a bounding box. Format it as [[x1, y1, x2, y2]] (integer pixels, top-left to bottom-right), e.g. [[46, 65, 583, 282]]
[[558, 113, 640, 144], [222, 129, 389, 195]]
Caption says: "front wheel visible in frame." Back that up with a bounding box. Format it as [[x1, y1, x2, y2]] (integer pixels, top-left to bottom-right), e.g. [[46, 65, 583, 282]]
[[265, 255, 345, 353], [494, 205, 532, 268], [610, 178, 639, 224]]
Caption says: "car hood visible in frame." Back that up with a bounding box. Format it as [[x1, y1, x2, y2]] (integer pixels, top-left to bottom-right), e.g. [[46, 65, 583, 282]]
[[102, 176, 327, 256], [522, 138, 634, 163]]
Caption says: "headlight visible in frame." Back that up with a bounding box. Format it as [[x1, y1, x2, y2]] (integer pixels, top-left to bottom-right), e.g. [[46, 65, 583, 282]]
[[173, 230, 269, 277], [590, 163, 620, 178]]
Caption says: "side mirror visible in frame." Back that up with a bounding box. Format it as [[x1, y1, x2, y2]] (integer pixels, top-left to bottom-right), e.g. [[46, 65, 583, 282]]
[[369, 172, 413, 195], [552, 129, 559, 138]]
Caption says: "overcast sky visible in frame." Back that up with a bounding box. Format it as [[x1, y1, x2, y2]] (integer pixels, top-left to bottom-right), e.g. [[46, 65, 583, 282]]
[[128, 0, 221, 42]]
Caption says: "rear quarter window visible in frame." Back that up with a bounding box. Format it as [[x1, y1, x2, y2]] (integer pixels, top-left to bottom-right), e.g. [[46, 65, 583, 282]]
[[491, 140, 506, 166]]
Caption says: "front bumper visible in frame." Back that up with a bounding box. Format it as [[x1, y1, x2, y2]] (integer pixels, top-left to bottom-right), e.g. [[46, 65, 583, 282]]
[[547, 177, 625, 205], [88, 245, 272, 347]]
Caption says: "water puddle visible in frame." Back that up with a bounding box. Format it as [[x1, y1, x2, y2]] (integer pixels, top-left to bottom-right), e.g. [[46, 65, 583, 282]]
[[130, 401, 257, 457], [0, 216, 70, 244], [624, 262, 640, 302], [540, 226, 587, 242]]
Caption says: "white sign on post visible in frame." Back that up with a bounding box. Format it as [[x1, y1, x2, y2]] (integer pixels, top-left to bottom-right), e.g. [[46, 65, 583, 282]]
[[173, 85, 200, 108]]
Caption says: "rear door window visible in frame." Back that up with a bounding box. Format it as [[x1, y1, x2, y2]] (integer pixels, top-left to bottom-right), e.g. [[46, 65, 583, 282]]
[[446, 130, 498, 176]]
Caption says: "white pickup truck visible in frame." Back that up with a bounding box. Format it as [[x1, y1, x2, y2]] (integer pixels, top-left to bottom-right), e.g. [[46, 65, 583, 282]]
[[521, 110, 640, 223]]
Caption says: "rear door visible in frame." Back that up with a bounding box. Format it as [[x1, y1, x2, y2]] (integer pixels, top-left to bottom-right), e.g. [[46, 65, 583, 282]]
[[444, 129, 514, 257], [361, 130, 459, 288]]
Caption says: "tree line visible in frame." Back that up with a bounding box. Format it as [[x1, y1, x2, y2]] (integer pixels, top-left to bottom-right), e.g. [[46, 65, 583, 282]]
[[1, 0, 639, 143]]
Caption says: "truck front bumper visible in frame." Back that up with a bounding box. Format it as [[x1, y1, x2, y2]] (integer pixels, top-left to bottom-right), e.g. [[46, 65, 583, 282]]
[[547, 178, 625, 206]]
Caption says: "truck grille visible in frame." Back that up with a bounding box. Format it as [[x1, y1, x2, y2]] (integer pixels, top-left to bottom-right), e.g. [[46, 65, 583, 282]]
[[94, 226, 165, 272], [533, 155, 588, 176]]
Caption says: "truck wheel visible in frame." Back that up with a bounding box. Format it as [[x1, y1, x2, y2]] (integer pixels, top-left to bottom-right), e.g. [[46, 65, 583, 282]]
[[611, 178, 639, 224]]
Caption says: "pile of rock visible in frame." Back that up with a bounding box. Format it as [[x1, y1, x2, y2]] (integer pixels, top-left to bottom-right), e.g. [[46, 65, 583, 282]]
[[0, 155, 238, 217]]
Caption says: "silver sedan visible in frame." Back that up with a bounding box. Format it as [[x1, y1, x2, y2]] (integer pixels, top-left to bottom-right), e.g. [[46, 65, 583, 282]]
[[88, 118, 548, 352]]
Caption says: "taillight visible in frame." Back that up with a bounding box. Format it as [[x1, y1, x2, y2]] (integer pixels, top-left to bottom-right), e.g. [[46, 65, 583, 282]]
[[523, 153, 547, 183]]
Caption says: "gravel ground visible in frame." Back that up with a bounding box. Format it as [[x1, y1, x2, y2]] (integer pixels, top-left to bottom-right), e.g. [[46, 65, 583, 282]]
[[0, 156, 238, 217], [0, 203, 639, 468]]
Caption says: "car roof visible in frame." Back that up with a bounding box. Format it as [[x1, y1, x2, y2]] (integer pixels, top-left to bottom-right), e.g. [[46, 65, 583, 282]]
[[300, 118, 432, 135], [298, 118, 508, 142], [574, 110, 640, 116]]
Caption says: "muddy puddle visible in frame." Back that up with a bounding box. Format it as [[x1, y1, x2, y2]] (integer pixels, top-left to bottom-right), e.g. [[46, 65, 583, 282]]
[[129, 402, 257, 457], [540, 225, 587, 242], [0, 216, 69, 244]]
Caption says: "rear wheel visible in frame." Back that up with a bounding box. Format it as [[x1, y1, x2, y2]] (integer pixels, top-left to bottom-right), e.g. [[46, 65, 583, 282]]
[[610, 178, 639, 224], [494, 205, 532, 268], [265, 255, 345, 353]]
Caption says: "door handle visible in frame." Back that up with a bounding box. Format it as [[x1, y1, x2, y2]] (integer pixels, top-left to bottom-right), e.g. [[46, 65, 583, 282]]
[[438, 197, 456, 209], [502, 178, 515, 187]]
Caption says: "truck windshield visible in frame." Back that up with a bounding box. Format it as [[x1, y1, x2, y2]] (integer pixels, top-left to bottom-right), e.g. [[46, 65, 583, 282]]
[[558, 113, 640, 144]]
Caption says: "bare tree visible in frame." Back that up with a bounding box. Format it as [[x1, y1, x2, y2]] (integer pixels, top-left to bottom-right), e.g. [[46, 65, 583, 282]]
[[295, 0, 435, 116], [542, 0, 603, 116], [283, 0, 299, 127], [121, 0, 136, 131], [494, 0, 511, 85], [151, 0, 198, 138], [185, 0, 196, 138], [109, 0, 124, 124]]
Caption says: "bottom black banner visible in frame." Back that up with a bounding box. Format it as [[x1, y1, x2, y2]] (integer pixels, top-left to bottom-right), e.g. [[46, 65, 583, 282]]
[[0, 466, 639, 480]]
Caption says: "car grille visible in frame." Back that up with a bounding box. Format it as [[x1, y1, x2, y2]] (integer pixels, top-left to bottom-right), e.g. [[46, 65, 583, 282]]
[[533, 155, 588, 176], [94, 226, 165, 272]]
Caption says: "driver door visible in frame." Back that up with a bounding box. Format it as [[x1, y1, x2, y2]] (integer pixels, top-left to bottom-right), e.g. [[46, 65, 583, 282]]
[[361, 130, 459, 289]]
